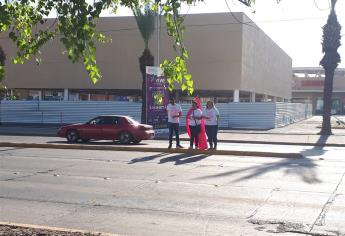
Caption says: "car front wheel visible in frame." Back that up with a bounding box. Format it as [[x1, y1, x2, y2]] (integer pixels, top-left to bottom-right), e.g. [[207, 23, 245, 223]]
[[132, 139, 141, 144], [119, 132, 132, 144], [66, 130, 79, 143]]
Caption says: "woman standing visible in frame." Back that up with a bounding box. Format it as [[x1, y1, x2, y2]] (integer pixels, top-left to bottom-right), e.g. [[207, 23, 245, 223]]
[[186, 101, 202, 149], [202, 100, 220, 150]]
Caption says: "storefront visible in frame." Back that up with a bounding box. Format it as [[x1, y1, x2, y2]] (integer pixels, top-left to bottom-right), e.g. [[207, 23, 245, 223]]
[[292, 68, 345, 114]]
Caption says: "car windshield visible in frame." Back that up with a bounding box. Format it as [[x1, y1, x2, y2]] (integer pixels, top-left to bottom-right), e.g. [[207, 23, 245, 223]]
[[126, 117, 139, 125]]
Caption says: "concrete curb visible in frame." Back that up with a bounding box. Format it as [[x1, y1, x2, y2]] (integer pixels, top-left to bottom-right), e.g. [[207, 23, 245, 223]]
[[0, 142, 302, 158], [0, 221, 118, 236]]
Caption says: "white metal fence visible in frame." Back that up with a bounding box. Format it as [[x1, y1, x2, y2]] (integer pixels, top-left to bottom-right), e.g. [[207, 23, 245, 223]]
[[0, 101, 312, 129]]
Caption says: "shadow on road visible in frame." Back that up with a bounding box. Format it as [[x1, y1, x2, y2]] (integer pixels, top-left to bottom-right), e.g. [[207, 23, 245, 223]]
[[195, 157, 321, 184], [300, 135, 329, 157], [128, 153, 211, 165], [159, 153, 210, 165], [128, 153, 170, 164], [46, 140, 148, 146]]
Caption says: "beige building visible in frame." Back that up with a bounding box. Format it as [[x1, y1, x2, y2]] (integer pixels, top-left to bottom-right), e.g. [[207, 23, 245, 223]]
[[292, 67, 345, 114], [1, 12, 292, 102]]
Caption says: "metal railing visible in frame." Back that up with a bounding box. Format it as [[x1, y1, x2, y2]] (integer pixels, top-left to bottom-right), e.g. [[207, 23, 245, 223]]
[[0, 101, 312, 129]]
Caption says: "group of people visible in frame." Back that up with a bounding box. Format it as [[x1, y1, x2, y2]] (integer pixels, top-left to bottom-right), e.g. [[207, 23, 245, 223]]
[[166, 97, 219, 150]]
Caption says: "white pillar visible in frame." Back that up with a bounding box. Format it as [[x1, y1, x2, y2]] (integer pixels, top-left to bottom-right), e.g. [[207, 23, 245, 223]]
[[233, 90, 240, 102], [264, 94, 268, 102], [63, 89, 69, 101], [273, 97, 277, 102], [38, 91, 42, 101], [88, 93, 91, 101], [250, 92, 256, 103]]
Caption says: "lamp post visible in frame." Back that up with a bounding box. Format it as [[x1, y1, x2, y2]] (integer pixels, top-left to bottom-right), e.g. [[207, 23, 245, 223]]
[[155, 0, 160, 67]]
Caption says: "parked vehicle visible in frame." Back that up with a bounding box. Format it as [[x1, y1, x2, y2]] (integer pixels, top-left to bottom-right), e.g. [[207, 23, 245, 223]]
[[57, 115, 154, 144]]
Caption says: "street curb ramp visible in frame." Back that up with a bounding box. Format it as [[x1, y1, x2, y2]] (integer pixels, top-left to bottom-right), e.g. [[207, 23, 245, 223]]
[[0, 142, 302, 158]]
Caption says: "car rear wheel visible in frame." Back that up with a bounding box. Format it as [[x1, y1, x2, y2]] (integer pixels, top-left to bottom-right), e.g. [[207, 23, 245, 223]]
[[81, 139, 90, 143], [119, 132, 132, 144], [66, 130, 79, 143]]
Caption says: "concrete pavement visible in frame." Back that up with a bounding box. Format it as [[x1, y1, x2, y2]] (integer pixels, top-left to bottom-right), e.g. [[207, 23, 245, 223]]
[[1, 116, 345, 147]]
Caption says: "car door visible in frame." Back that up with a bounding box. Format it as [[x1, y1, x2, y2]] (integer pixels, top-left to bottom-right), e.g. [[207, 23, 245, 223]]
[[80, 117, 104, 139], [101, 116, 123, 140]]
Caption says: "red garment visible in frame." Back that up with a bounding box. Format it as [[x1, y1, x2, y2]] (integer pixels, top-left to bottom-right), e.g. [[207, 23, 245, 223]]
[[186, 97, 208, 150]]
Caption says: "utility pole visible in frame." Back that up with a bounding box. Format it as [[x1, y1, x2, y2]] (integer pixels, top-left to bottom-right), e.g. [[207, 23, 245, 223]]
[[155, 0, 160, 67]]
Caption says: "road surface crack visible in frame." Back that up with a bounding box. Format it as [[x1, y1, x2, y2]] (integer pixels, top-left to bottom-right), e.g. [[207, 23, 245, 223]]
[[309, 172, 345, 232], [247, 187, 280, 219]]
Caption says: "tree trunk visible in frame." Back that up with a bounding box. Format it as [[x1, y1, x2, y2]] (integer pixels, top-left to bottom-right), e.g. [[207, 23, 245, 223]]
[[320, 69, 335, 135], [139, 48, 154, 124], [319, 0, 341, 135]]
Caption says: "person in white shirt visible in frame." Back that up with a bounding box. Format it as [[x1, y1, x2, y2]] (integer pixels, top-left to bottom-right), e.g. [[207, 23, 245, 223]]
[[188, 101, 202, 149], [202, 100, 220, 150], [166, 98, 183, 149]]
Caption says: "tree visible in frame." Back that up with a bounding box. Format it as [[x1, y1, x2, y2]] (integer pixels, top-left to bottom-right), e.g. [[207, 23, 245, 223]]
[[0, 0, 200, 94], [0, 0, 262, 94], [319, 0, 341, 135], [0, 45, 5, 80], [132, 5, 155, 124]]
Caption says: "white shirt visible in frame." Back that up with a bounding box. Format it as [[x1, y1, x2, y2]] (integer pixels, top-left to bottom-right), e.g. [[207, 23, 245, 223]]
[[189, 108, 202, 126], [166, 103, 182, 123], [202, 107, 220, 126]]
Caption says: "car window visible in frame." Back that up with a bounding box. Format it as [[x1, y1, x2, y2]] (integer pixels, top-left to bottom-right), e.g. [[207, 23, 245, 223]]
[[126, 117, 139, 125], [89, 117, 104, 125], [103, 117, 120, 125]]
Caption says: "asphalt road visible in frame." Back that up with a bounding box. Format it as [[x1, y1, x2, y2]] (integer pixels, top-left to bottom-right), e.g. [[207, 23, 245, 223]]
[[1, 145, 345, 235]]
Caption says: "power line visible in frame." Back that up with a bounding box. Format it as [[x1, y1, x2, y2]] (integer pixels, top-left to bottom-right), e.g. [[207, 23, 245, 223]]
[[0, 16, 328, 40], [314, 0, 331, 11], [224, 0, 256, 28]]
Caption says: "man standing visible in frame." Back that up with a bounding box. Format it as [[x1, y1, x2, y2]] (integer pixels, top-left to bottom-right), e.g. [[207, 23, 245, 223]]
[[166, 98, 183, 149]]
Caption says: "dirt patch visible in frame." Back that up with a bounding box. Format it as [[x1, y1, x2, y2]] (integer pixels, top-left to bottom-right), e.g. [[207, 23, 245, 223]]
[[0, 225, 104, 236]]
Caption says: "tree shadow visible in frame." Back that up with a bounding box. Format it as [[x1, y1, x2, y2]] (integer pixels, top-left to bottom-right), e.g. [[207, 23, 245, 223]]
[[128, 153, 169, 164], [300, 135, 329, 157], [195, 157, 321, 184], [159, 153, 210, 165]]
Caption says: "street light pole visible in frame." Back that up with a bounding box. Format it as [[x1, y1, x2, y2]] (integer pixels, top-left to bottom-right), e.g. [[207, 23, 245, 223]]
[[155, 0, 160, 67]]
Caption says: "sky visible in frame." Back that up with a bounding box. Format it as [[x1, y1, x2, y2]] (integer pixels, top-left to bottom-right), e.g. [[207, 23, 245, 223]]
[[109, 0, 345, 69]]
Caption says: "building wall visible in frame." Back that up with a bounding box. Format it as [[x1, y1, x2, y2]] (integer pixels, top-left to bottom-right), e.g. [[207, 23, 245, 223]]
[[154, 13, 243, 91], [1, 17, 143, 90], [1, 13, 291, 99], [241, 14, 292, 99]]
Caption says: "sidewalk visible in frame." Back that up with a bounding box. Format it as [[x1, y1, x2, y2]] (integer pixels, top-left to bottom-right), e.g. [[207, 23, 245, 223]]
[[1, 116, 344, 147]]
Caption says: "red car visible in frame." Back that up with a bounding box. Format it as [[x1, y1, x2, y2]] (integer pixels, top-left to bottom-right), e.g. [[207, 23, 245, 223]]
[[57, 115, 154, 144]]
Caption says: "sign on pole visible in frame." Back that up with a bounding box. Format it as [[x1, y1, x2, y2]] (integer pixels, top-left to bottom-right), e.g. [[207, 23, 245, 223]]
[[146, 66, 169, 129]]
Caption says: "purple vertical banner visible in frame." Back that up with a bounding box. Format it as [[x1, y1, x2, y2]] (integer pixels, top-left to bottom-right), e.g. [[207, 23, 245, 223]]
[[146, 66, 169, 129]]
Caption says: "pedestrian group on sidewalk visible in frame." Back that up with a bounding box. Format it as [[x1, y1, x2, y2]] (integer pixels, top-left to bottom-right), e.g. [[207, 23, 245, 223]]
[[166, 97, 219, 150]]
